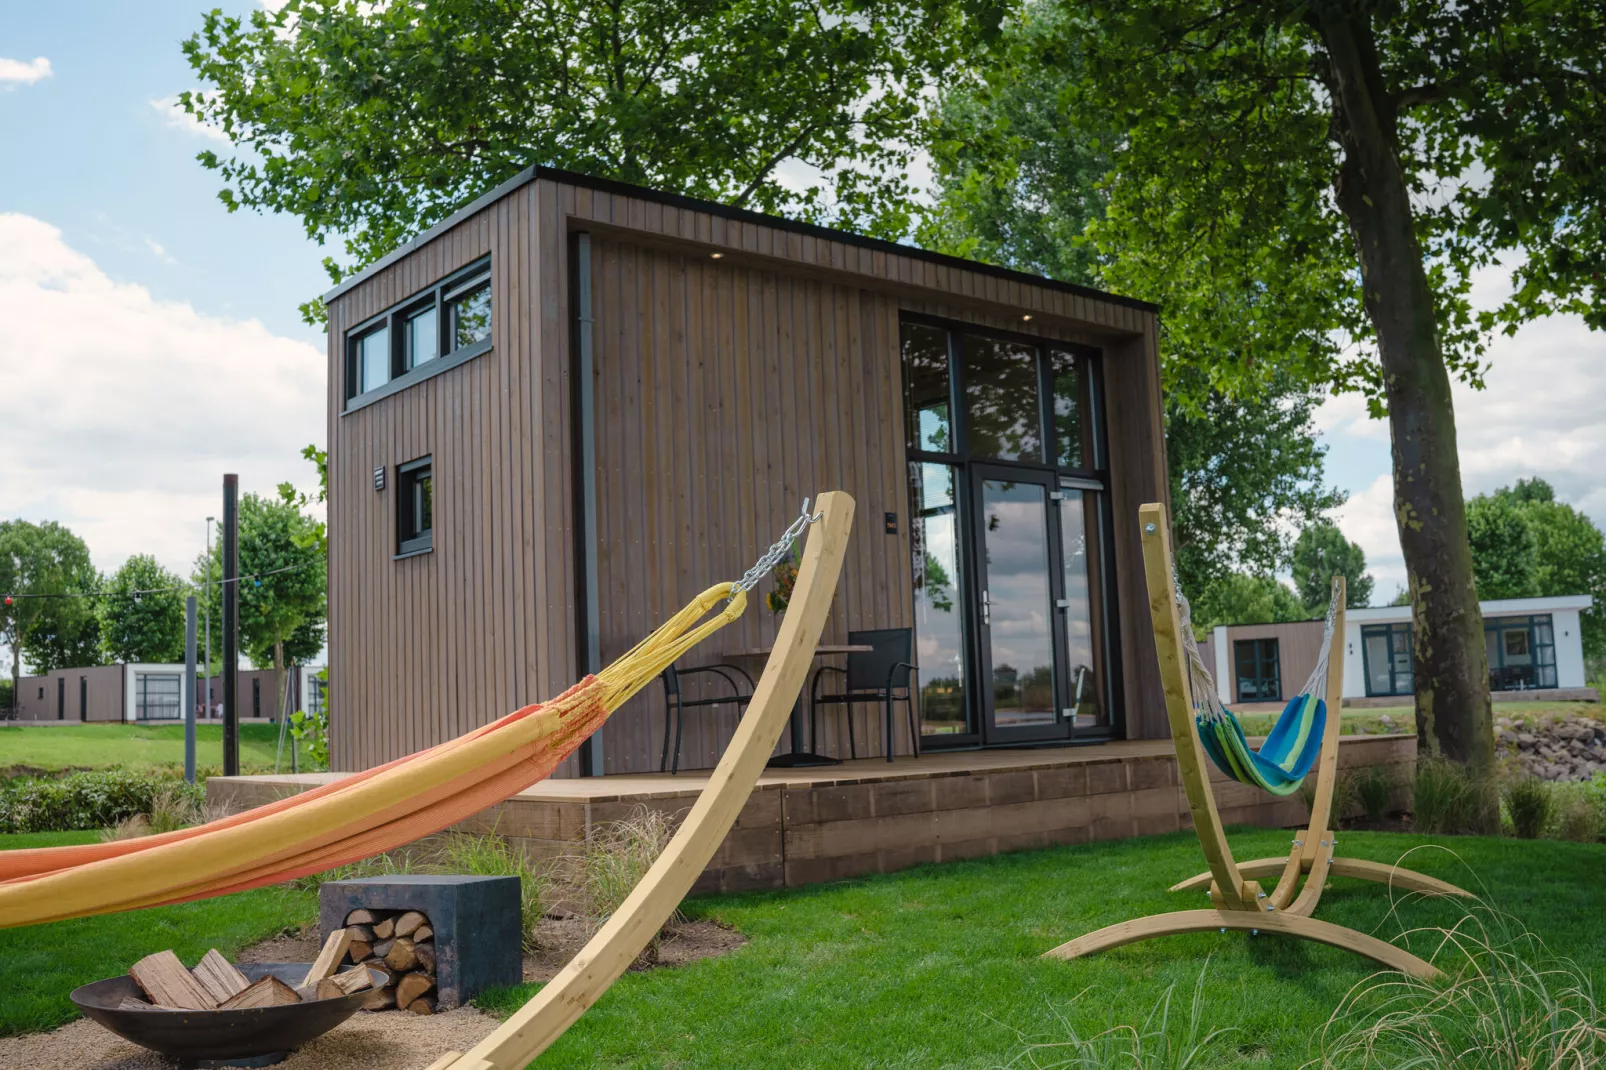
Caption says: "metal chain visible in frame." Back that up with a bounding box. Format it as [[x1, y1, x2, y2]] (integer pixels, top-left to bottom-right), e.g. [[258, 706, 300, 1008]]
[[729, 498, 825, 601]]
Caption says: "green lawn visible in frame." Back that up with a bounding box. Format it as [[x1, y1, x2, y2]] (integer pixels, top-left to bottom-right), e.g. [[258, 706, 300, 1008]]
[[478, 829, 1606, 1069], [0, 722, 291, 777], [0, 831, 316, 1035]]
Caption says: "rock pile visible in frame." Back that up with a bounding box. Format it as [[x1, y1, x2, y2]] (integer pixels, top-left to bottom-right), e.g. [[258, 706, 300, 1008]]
[[1497, 713, 1606, 781]]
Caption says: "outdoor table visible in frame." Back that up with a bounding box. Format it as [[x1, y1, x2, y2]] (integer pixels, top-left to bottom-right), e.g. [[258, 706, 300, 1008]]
[[723, 644, 872, 767]]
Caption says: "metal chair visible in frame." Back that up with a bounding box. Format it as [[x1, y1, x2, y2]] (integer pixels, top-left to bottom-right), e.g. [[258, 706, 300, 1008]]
[[658, 663, 755, 774], [808, 628, 919, 762]]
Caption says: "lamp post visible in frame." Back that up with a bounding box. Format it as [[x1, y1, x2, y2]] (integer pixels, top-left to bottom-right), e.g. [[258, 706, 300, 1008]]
[[205, 516, 214, 719]]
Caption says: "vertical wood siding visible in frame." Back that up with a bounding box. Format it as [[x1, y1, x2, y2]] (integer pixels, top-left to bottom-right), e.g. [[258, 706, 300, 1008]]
[[325, 175, 1167, 773]]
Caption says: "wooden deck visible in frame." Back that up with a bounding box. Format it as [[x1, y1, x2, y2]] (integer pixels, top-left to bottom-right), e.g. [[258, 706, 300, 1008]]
[[210, 734, 1415, 894]]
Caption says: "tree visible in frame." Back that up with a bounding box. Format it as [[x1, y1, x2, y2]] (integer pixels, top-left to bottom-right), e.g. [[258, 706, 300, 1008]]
[[21, 556, 102, 672], [0, 521, 98, 703], [922, 46, 1342, 599], [927, 2, 1606, 790], [1291, 522, 1374, 613], [97, 555, 188, 664], [1466, 494, 1539, 601], [180, 0, 980, 320], [1190, 573, 1307, 634]]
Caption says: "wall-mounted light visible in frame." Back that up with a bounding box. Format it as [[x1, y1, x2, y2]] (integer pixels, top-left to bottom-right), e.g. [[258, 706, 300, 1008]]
[[710, 252, 724, 259], [1022, 314, 1033, 321]]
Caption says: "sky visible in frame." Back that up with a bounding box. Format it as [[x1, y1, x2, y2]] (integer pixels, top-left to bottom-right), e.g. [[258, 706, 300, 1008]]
[[2, 4, 1604, 609]]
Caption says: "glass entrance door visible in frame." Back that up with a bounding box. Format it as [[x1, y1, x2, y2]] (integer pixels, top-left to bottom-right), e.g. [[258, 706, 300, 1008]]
[[973, 469, 1061, 740]]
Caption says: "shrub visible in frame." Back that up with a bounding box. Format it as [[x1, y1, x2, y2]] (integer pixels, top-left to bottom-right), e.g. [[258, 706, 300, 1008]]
[[1413, 758, 1493, 835], [577, 806, 678, 926], [1351, 765, 1396, 823], [1503, 778, 1556, 840], [423, 831, 551, 952], [0, 769, 203, 834], [1313, 908, 1606, 1068]]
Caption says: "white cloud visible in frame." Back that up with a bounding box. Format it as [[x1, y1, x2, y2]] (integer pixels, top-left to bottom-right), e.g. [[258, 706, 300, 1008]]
[[149, 93, 231, 143], [144, 238, 177, 264], [0, 56, 52, 87], [1320, 258, 1606, 603], [0, 214, 324, 578]]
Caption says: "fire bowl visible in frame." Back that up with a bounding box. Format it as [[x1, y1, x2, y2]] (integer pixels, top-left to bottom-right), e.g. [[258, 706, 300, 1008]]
[[71, 962, 384, 1068]]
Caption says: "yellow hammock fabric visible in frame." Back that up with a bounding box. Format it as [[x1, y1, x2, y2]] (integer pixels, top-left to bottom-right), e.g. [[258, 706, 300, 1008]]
[[0, 583, 747, 930]]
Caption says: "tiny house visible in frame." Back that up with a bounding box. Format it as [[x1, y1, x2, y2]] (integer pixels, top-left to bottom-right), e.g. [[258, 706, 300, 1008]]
[[321, 168, 1172, 775]]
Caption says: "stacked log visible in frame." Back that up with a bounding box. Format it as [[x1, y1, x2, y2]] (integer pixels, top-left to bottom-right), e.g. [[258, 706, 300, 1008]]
[[340, 908, 437, 1014], [122, 945, 371, 1011]]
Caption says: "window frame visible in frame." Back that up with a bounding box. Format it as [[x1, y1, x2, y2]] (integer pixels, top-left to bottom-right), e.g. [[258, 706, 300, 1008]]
[[1233, 638, 1282, 703], [396, 455, 435, 558], [344, 257, 492, 413]]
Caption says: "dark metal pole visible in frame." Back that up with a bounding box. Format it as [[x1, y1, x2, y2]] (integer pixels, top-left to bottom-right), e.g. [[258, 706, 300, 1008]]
[[222, 474, 240, 777], [183, 595, 197, 784], [571, 231, 604, 777]]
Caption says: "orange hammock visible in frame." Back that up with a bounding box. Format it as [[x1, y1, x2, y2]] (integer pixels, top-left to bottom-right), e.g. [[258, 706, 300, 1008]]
[[0, 582, 747, 930]]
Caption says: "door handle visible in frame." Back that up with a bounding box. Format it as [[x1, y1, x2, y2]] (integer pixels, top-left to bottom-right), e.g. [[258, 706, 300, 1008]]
[[981, 589, 991, 626]]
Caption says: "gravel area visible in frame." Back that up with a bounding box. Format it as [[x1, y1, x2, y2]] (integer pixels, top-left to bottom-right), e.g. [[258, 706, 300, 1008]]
[[0, 1005, 499, 1069]]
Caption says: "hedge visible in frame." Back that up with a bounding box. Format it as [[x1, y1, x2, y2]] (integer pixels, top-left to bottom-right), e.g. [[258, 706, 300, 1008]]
[[0, 769, 204, 834]]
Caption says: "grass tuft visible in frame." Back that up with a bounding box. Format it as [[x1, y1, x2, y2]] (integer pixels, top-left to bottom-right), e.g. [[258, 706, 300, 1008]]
[[1350, 765, 1396, 824], [572, 806, 678, 942], [1503, 777, 1556, 840], [1413, 758, 1491, 834], [1313, 906, 1606, 1068]]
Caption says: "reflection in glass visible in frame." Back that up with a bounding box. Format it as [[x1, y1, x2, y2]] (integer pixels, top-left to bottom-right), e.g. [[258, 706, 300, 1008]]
[[450, 283, 492, 348], [358, 326, 390, 393], [902, 323, 952, 452], [1059, 491, 1105, 728], [912, 463, 967, 735], [406, 306, 438, 369], [1051, 349, 1084, 468], [964, 336, 1042, 462], [981, 479, 1055, 725]]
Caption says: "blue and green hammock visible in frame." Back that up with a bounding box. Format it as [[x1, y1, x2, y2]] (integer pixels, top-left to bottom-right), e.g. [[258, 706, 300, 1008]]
[[1179, 585, 1336, 796]]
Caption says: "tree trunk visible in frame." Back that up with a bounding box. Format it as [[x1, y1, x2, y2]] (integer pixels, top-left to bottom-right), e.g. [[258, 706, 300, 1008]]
[[273, 640, 285, 725], [8, 625, 17, 716], [1312, 9, 1495, 797]]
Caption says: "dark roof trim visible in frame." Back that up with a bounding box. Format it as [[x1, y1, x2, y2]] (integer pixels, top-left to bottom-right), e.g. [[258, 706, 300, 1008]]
[[323, 165, 1159, 313]]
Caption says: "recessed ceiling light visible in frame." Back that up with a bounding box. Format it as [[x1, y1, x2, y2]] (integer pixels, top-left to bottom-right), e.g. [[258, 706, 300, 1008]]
[[1022, 314, 1033, 321], [710, 252, 724, 259]]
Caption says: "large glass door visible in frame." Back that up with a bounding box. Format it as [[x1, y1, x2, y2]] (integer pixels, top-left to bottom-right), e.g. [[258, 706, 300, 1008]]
[[973, 468, 1062, 741], [903, 316, 1115, 748]]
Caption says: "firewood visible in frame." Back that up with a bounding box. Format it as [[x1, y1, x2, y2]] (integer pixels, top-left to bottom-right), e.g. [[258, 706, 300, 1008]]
[[219, 976, 301, 1009], [414, 941, 436, 973], [345, 924, 376, 945], [369, 963, 402, 989], [345, 909, 377, 925], [412, 924, 433, 943], [366, 986, 397, 1010], [298, 977, 346, 1001], [129, 950, 218, 1010], [373, 917, 396, 940], [395, 972, 434, 1008], [300, 929, 354, 988], [384, 938, 417, 973], [191, 949, 251, 1005], [406, 995, 437, 1016], [348, 940, 373, 963], [372, 937, 397, 961], [117, 996, 153, 1011], [331, 966, 374, 995], [393, 911, 427, 938]]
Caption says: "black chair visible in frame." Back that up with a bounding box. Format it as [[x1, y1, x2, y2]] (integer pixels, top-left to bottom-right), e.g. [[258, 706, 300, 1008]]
[[659, 663, 755, 774], [809, 628, 919, 763]]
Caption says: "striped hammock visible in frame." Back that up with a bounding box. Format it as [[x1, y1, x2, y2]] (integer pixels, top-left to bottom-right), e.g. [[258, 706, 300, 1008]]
[[1177, 581, 1336, 796]]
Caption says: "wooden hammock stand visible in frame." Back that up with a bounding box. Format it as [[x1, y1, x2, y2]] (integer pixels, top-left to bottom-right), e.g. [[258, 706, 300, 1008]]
[[1043, 501, 1471, 980], [423, 491, 856, 1070]]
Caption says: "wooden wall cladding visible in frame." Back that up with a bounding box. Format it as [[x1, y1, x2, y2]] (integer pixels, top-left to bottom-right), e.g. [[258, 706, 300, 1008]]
[[324, 172, 1166, 774]]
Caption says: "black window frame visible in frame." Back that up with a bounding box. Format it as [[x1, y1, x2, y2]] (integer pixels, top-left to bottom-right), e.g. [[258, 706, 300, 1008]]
[[396, 455, 434, 557], [344, 257, 492, 413], [899, 313, 1121, 750], [1361, 622, 1415, 697], [1233, 638, 1282, 703]]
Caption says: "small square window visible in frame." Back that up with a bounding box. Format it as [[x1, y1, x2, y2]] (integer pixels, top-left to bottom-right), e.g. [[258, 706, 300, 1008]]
[[397, 457, 433, 556], [448, 282, 491, 349], [405, 305, 438, 369]]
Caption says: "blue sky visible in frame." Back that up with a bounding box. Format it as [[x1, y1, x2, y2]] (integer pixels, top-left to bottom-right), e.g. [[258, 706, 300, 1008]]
[[2, 3, 1603, 607]]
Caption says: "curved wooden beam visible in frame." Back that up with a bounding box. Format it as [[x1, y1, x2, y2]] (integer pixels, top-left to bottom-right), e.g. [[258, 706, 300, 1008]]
[[1042, 907, 1443, 980], [426, 492, 857, 1070], [1170, 855, 1472, 899]]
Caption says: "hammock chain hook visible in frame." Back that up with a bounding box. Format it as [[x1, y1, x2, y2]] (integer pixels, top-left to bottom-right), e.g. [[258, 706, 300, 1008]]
[[728, 498, 825, 602]]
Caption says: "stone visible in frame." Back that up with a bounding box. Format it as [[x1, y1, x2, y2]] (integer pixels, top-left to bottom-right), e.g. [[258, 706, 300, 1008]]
[[318, 875, 521, 1010]]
